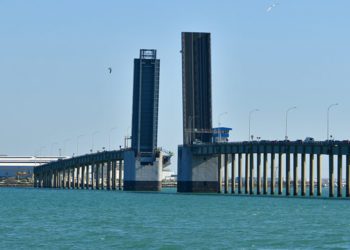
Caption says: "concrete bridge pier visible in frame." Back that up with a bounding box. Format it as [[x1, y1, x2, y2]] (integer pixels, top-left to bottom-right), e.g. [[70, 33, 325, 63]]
[[301, 152, 306, 196], [95, 163, 100, 190], [249, 152, 254, 195], [177, 146, 219, 192], [329, 153, 334, 197], [218, 154, 222, 193], [245, 153, 249, 194], [118, 160, 123, 190], [286, 150, 291, 196], [293, 153, 298, 196], [347, 155, 350, 197], [85, 165, 89, 189], [317, 154, 322, 196], [278, 150, 283, 195], [224, 154, 228, 194], [257, 152, 261, 195], [263, 151, 268, 195], [124, 150, 162, 191], [112, 161, 116, 190], [67, 169, 71, 189], [231, 154, 236, 194], [238, 153, 242, 194], [270, 150, 275, 195], [337, 154, 342, 198], [81, 165, 85, 189], [107, 162, 111, 190], [309, 153, 314, 196]]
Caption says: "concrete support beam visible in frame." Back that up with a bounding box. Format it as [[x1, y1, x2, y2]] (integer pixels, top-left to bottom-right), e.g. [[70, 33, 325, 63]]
[[224, 154, 229, 194], [245, 153, 249, 194], [63, 169, 66, 189], [257, 152, 261, 195], [119, 160, 123, 190], [271, 151, 275, 195], [96, 163, 100, 190], [107, 161, 111, 190], [231, 154, 236, 194], [286, 151, 291, 196], [101, 163, 104, 190], [238, 153, 242, 194], [263, 151, 268, 195], [317, 154, 322, 196], [301, 152, 306, 196], [218, 154, 222, 193], [278, 150, 283, 195], [347, 155, 350, 198], [338, 154, 342, 198], [77, 167, 80, 189], [249, 152, 254, 195], [329, 153, 334, 198], [91, 164, 95, 189], [293, 153, 298, 196], [86, 165, 89, 189], [112, 161, 116, 190], [309, 153, 314, 196], [81, 165, 85, 189]]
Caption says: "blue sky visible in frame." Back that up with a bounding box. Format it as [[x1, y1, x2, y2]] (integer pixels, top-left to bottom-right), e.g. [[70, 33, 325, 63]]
[[1, 1, 350, 171]]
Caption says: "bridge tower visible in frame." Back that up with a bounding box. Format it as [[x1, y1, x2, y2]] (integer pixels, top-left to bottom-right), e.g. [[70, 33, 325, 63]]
[[124, 49, 163, 191], [178, 32, 220, 192]]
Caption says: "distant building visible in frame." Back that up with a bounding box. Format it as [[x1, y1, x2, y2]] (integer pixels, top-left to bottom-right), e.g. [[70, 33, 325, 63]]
[[181, 32, 213, 144], [131, 49, 160, 162], [0, 156, 67, 178], [212, 127, 232, 143]]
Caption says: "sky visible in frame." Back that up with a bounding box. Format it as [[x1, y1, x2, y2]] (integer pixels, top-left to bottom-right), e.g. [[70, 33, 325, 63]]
[[1, 1, 350, 172]]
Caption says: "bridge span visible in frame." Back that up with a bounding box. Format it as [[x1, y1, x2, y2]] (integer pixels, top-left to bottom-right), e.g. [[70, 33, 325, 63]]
[[34, 150, 125, 190], [178, 140, 350, 198]]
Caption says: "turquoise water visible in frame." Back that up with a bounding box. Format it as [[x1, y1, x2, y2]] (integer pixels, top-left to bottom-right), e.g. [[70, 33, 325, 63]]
[[1, 188, 350, 249]]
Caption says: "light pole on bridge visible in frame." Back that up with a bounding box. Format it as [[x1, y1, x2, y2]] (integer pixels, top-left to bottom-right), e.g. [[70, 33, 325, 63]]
[[76, 134, 85, 156], [249, 109, 259, 141], [327, 103, 338, 140], [285, 106, 296, 140]]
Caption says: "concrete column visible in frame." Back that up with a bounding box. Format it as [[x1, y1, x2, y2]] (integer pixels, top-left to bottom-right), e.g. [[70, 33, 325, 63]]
[[249, 151, 254, 195], [101, 163, 104, 190], [217, 154, 222, 193], [347, 155, 350, 197], [76, 167, 80, 189], [293, 153, 298, 196], [317, 154, 322, 196], [278, 150, 283, 195], [81, 165, 85, 189], [224, 154, 229, 193], [286, 150, 291, 196], [67, 169, 71, 189], [112, 161, 116, 190], [96, 163, 100, 190], [238, 153, 242, 194], [86, 165, 89, 189], [329, 153, 334, 198], [301, 152, 306, 196], [309, 153, 314, 196], [337, 154, 342, 198], [63, 169, 66, 189], [270, 150, 275, 195], [91, 164, 95, 189], [245, 153, 249, 194], [263, 151, 268, 195], [257, 152, 261, 195], [107, 161, 111, 190], [72, 168, 75, 189], [231, 154, 236, 194], [119, 160, 123, 190]]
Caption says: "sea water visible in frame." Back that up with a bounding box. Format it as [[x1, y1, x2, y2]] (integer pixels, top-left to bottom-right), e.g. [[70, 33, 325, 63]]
[[1, 188, 350, 249]]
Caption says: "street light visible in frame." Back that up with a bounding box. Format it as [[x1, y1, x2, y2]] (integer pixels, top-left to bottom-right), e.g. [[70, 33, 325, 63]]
[[109, 127, 118, 150], [327, 103, 338, 140], [248, 109, 259, 141], [285, 106, 297, 140], [76, 134, 85, 156], [91, 131, 99, 152]]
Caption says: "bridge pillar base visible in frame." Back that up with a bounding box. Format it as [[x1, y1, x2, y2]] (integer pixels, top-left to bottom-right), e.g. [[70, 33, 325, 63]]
[[177, 146, 219, 193], [123, 150, 163, 191]]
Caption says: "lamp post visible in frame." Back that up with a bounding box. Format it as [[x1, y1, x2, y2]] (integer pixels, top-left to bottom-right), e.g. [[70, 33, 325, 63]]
[[248, 109, 259, 141], [109, 127, 118, 150], [285, 106, 297, 140], [76, 134, 85, 156], [327, 103, 338, 140]]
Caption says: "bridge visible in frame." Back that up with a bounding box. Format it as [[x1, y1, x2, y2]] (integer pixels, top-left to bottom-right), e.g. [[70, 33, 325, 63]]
[[178, 140, 350, 198]]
